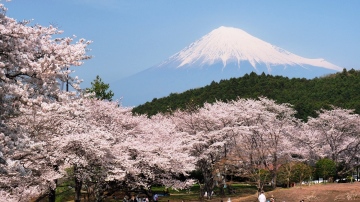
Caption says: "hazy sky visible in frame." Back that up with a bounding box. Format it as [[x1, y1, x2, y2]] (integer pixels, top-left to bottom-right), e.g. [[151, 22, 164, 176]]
[[5, 0, 360, 99]]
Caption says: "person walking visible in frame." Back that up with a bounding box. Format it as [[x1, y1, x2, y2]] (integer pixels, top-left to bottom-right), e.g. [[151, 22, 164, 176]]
[[258, 191, 266, 202], [153, 194, 159, 202]]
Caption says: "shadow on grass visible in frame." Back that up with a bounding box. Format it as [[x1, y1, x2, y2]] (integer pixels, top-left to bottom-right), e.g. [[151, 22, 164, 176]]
[[34, 182, 260, 202], [156, 183, 258, 202]]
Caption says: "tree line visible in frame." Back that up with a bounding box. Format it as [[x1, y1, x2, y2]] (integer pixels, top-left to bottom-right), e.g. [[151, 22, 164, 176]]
[[133, 69, 360, 121]]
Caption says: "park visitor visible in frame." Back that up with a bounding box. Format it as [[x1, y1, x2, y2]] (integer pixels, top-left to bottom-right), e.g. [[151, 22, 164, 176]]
[[153, 194, 159, 202], [258, 190, 266, 202]]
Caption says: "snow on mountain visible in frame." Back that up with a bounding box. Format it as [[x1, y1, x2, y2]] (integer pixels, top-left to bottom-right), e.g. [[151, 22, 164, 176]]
[[158, 26, 342, 72], [114, 26, 343, 107]]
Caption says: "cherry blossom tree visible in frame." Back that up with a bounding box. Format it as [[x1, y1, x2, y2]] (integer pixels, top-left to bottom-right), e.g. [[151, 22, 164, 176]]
[[48, 99, 196, 201], [0, 2, 225, 201], [223, 98, 301, 190], [0, 3, 196, 200], [172, 97, 301, 193], [0, 1, 91, 200], [0, 2, 91, 118], [55, 130, 116, 202], [111, 113, 196, 199], [1, 95, 93, 201], [171, 100, 243, 199], [305, 107, 360, 174], [253, 98, 300, 188]]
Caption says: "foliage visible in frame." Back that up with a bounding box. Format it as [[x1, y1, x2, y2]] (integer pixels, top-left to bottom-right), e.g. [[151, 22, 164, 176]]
[[277, 162, 312, 187], [0, 2, 91, 201], [303, 107, 360, 173], [85, 75, 114, 101], [315, 158, 337, 180], [292, 163, 313, 184], [133, 69, 360, 121], [0, 2, 195, 201]]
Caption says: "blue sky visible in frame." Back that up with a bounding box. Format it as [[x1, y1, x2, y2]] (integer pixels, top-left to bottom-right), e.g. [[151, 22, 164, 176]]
[[4, 0, 360, 100]]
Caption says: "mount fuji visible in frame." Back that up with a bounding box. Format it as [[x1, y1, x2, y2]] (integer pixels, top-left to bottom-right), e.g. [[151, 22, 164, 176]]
[[114, 26, 342, 107]]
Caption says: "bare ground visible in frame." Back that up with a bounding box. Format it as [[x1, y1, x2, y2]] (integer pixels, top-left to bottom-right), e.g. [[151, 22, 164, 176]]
[[230, 182, 360, 202]]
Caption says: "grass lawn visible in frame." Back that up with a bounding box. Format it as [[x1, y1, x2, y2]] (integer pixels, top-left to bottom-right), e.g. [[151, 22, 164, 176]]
[[155, 183, 258, 202], [35, 182, 258, 202], [33, 181, 360, 202]]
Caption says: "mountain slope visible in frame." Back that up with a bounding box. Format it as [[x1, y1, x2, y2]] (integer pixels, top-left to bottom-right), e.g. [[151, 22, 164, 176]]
[[132, 69, 360, 121], [158, 26, 341, 72], [114, 26, 342, 107]]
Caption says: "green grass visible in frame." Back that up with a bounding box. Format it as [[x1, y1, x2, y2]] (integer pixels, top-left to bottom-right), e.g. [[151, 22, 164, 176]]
[[55, 185, 74, 202], [37, 180, 258, 202], [154, 183, 258, 202]]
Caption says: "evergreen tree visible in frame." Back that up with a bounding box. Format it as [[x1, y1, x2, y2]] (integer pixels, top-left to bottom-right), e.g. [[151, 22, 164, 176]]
[[315, 158, 336, 182], [86, 75, 114, 101]]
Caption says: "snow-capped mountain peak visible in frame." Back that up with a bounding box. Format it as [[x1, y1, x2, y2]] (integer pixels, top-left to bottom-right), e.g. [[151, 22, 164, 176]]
[[115, 26, 343, 106], [162, 26, 342, 71]]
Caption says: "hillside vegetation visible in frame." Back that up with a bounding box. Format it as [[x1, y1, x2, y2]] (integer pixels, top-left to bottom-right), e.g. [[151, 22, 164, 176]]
[[132, 68, 360, 121]]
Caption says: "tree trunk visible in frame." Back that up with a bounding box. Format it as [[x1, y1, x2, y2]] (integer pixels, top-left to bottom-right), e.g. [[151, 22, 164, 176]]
[[49, 165, 58, 202], [272, 172, 277, 189], [48, 183, 56, 202], [200, 162, 214, 200], [287, 177, 289, 188], [272, 154, 278, 189], [74, 165, 83, 202], [198, 183, 205, 201], [94, 186, 104, 202], [75, 178, 83, 202], [140, 187, 153, 202]]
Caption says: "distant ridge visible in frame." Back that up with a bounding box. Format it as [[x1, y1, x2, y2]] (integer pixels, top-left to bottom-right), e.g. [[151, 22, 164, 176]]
[[114, 26, 342, 107]]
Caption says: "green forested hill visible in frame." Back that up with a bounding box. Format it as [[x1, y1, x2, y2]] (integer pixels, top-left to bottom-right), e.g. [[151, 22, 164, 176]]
[[132, 68, 360, 121]]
